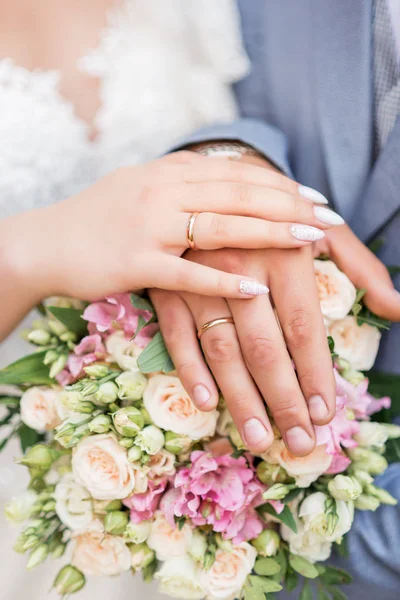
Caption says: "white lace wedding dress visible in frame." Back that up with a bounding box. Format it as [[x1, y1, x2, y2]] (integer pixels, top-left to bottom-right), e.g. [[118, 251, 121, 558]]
[[0, 1, 249, 598]]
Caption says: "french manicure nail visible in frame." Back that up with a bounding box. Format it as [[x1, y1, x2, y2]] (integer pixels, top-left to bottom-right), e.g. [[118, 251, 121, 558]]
[[298, 185, 329, 204], [240, 280, 270, 296], [308, 395, 329, 422], [285, 426, 315, 455], [243, 418, 270, 446], [291, 224, 325, 242], [314, 206, 345, 226], [193, 384, 211, 407]]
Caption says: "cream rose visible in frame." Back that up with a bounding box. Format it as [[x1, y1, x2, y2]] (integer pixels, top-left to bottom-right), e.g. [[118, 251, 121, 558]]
[[72, 434, 135, 500], [262, 440, 332, 488], [200, 543, 257, 600], [314, 259, 357, 321], [20, 386, 64, 432], [143, 375, 218, 440], [281, 520, 332, 563], [106, 331, 142, 371], [71, 519, 131, 576], [147, 511, 193, 561], [327, 316, 381, 371], [146, 450, 176, 482], [155, 556, 205, 599], [299, 492, 354, 542], [55, 474, 93, 530]]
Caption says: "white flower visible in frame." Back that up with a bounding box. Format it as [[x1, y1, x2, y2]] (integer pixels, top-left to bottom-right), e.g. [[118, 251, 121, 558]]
[[72, 434, 135, 500], [188, 530, 208, 564], [155, 556, 205, 599], [299, 492, 354, 542], [327, 316, 381, 371], [262, 440, 332, 488], [20, 386, 64, 432], [281, 520, 332, 563], [55, 474, 93, 530], [5, 491, 37, 524], [314, 260, 357, 321], [143, 375, 218, 440], [106, 331, 142, 371], [200, 543, 256, 600], [125, 520, 151, 544], [131, 543, 155, 571], [71, 519, 131, 576], [147, 511, 193, 561], [135, 425, 165, 455], [115, 371, 148, 401], [354, 421, 388, 449], [328, 475, 362, 501], [146, 450, 176, 481]]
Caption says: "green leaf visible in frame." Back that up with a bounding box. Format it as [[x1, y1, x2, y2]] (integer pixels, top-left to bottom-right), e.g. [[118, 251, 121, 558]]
[[327, 587, 349, 600], [368, 371, 400, 419], [0, 351, 52, 385], [130, 293, 154, 313], [0, 396, 20, 409], [356, 309, 391, 331], [275, 548, 288, 580], [289, 555, 319, 579], [319, 567, 353, 586], [47, 306, 87, 337], [142, 559, 159, 582], [254, 558, 281, 577], [18, 424, 44, 453], [300, 580, 313, 600], [335, 536, 349, 558], [257, 504, 297, 533], [248, 575, 282, 593], [244, 588, 265, 600], [137, 332, 174, 373], [317, 590, 331, 600], [282, 487, 304, 504], [367, 237, 385, 254], [285, 567, 299, 591]]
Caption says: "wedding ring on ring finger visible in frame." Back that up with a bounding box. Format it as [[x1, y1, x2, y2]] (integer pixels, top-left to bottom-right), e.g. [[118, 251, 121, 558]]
[[198, 317, 235, 339]]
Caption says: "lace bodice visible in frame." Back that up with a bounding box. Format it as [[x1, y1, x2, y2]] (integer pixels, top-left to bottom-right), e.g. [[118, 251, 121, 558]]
[[0, 0, 249, 218]]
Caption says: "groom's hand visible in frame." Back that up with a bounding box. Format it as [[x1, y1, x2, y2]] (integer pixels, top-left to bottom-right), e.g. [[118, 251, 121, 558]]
[[150, 246, 336, 457]]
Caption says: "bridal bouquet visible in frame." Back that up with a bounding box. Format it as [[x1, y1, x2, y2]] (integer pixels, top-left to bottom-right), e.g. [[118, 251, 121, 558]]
[[1, 259, 399, 600]]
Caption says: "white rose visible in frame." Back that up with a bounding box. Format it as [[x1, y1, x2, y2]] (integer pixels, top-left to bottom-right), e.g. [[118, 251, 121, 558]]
[[5, 491, 37, 524], [200, 543, 257, 600], [20, 386, 64, 432], [55, 474, 93, 530], [281, 520, 332, 563], [147, 511, 193, 561], [354, 421, 389, 449], [143, 375, 218, 440], [115, 371, 148, 401], [299, 492, 354, 542], [155, 556, 205, 600], [125, 520, 151, 544], [71, 519, 131, 576], [72, 434, 135, 500], [262, 440, 332, 488], [327, 316, 381, 371], [106, 331, 142, 371], [314, 260, 357, 321]]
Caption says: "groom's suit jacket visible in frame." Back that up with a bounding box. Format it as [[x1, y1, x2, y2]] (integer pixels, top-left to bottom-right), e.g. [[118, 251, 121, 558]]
[[178, 1, 400, 597]]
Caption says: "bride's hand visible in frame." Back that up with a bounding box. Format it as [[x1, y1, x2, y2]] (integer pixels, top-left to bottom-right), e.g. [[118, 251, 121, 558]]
[[3, 152, 341, 304]]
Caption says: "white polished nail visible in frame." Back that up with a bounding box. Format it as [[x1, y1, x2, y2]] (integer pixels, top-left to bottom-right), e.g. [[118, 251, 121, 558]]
[[298, 185, 329, 204], [314, 206, 345, 226], [240, 280, 269, 296], [291, 224, 325, 242]]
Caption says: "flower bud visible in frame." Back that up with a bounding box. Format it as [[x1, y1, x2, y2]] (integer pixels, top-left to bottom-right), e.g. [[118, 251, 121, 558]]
[[19, 445, 59, 470], [131, 543, 155, 571], [382, 423, 400, 440], [28, 329, 51, 346], [51, 543, 67, 559], [124, 521, 151, 544], [116, 371, 147, 401], [27, 543, 49, 570], [140, 407, 152, 425], [44, 349, 59, 365], [95, 381, 119, 404], [164, 431, 193, 455], [188, 530, 207, 564], [104, 510, 129, 535], [215, 534, 232, 551], [5, 491, 37, 524], [354, 494, 381, 511], [348, 448, 388, 475], [42, 499, 56, 512], [251, 530, 280, 557], [119, 437, 135, 449], [21, 535, 40, 551], [351, 468, 374, 486], [83, 364, 109, 378], [354, 422, 388, 449], [53, 565, 86, 595], [263, 483, 294, 501], [60, 391, 84, 410], [365, 484, 397, 506], [54, 420, 76, 447], [328, 475, 362, 501], [229, 424, 246, 450], [48, 320, 67, 337], [49, 355, 68, 378], [256, 461, 287, 485], [134, 425, 165, 455], [80, 382, 99, 397], [113, 407, 145, 437], [88, 414, 112, 434], [127, 446, 143, 463]]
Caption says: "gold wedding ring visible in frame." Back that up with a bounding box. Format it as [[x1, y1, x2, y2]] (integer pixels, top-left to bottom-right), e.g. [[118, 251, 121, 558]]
[[198, 317, 235, 339], [186, 212, 199, 249]]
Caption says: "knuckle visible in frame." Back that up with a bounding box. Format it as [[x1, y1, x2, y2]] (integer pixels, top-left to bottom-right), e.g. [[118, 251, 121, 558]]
[[233, 183, 252, 207], [203, 334, 239, 364], [272, 396, 301, 423], [162, 322, 189, 347], [243, 333, 279, 369], [177, 360, 201, 383], [226, 391, 252, 413], [285, 309, 313, 348]]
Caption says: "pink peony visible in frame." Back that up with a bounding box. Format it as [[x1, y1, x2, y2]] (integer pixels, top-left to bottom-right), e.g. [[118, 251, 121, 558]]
[[83, 294, 153, 339], [159, 452, 269, 544], [123, 479, 167, 523]]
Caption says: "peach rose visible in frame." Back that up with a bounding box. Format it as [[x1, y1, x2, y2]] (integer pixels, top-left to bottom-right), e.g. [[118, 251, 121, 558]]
[[147, 510, 193, 561], [327, 316, 381, 371], [200, 543, 256, 600], [314, 260, 356, 321], [20, 386, 65, 432], [143, 375, 218, 440]]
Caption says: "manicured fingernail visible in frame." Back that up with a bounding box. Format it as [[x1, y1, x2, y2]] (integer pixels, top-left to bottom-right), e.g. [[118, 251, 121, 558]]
[[314, 206, 345, 226], [308, 395, 329, 422], [291, 224, 325, 242], [243, 418, 270, 447], [298, 185, 329, 204], [193, 384, 211, 407], [240, 280, 269, 296], [285, 426, 314, 454]]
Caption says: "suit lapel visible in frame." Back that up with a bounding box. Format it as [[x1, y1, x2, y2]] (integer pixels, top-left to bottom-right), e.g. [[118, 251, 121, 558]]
[[312, 0, 374, 220]]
